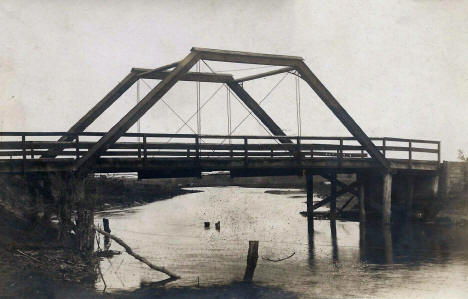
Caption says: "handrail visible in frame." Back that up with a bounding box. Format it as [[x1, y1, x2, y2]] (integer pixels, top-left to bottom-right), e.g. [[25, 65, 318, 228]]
[[0, 132, 441, 166], [0, 131, 441, 144]]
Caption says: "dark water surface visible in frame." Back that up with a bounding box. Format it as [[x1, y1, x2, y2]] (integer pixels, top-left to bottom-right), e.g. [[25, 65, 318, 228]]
[[95, 187, 468, 298]]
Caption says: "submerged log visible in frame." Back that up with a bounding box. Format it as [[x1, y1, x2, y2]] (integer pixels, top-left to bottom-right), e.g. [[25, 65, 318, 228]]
[[93, 225, 180, 279]]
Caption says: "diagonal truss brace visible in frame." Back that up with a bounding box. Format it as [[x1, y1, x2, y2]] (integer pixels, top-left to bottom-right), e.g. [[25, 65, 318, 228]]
[[292, 61, 389, 169], [42, 72, 140, 158], [75, 52, 201, 174]]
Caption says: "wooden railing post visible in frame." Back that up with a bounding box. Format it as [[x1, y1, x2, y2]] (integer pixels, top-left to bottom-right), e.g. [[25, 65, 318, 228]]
[[409, 141, 412, 167], [382, 138, 386, 157], [296, 137, 301, 161], [22, 135, 26, 160], [437, 141, 441, 164], [339, 138, 343, 163], [143, 135, 147, 160], [244, 137, 248, 166], [75, 135, 80, 160], [195, 135, 200, 162], [21, 134, 26, 173]]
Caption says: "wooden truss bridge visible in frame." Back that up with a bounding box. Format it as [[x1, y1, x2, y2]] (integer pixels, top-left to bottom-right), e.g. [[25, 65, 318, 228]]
[[0, 48, 441, 241]]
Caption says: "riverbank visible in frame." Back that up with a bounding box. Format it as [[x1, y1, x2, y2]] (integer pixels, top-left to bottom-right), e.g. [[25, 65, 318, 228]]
[[0, 175, 193, 298]]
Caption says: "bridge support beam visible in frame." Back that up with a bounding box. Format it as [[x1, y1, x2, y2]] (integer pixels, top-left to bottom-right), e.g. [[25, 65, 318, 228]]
[[74, 177, 95, 254], [51, 173, 94, 253], [357, 173, 367, 223], [51, 173, 74, 243], [406, 175, 415, 219], [330, 174, 337, 219], [306, 171, 314, 232], [382, 172, 393, 225]]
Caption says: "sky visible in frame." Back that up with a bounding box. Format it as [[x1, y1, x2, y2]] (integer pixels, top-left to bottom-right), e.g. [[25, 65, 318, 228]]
[[0, 0, 467, 160]]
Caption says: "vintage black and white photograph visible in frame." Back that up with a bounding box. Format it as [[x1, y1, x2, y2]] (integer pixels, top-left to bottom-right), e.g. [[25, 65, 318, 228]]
[[1, 1, 467, 298]]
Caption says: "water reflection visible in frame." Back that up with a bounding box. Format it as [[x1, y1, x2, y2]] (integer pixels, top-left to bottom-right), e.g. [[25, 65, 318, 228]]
[[330, 219, 339, 263], [95, 187, 468, 298]]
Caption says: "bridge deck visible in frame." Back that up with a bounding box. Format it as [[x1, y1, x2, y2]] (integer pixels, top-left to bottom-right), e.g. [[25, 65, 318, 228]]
[[0, 132, 440, 175]]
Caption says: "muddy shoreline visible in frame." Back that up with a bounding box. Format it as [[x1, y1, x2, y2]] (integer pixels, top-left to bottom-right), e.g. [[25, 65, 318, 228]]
[[0, 176, 194, 298]]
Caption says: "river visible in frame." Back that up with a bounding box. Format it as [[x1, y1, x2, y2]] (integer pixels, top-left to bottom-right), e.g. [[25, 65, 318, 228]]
[[95, 186, 468, 298]]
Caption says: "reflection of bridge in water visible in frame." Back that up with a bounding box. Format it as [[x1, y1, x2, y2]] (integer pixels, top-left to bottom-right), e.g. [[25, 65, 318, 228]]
[[0, 48, 441, 253]]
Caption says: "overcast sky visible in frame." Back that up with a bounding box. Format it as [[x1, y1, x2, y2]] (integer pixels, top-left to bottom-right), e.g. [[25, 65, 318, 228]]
[[1, 0, 467, 160]]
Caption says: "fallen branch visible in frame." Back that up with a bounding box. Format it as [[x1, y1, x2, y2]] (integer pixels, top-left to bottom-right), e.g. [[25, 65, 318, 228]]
[[16, 249, 43, 264], [262, 251, 295, 262], [93, 225, 180, 279]]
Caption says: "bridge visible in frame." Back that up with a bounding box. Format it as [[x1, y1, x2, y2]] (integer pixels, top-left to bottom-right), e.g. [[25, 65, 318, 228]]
[[0, 48, 441, 252]]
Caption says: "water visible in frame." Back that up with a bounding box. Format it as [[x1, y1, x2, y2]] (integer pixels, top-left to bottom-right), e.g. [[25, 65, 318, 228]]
[[95, 187, 468, 298]]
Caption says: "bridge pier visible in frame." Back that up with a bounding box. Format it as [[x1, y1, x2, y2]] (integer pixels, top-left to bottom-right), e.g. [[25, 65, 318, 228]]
[[330, 174, 337, 219], [51, 173, 94, 253], [357, 173, 366, 222], [51, 173, 74, 243], [406, 175, 415, 219], [382, 172, 393, 225], [74, 176, 94, 254]]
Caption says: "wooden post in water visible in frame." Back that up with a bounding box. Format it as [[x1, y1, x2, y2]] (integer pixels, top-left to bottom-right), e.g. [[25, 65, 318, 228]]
[[383, 224, 393, 264], [330, 219, 338, 263], [243, 240, 259, 282], [382, 172, 393, 225], [306, 171, 314, 232], [359, 222, 366, 262], [103, 218, 111, 249]]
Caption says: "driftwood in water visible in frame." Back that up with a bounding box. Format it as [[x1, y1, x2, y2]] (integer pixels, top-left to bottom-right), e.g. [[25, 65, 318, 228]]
[[93, 225, 180, 279], [262, 251, 295, 262]]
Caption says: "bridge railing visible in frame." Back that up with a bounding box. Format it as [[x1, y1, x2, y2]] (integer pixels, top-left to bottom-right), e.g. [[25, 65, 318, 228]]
[[0, 132, 440, 164]]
